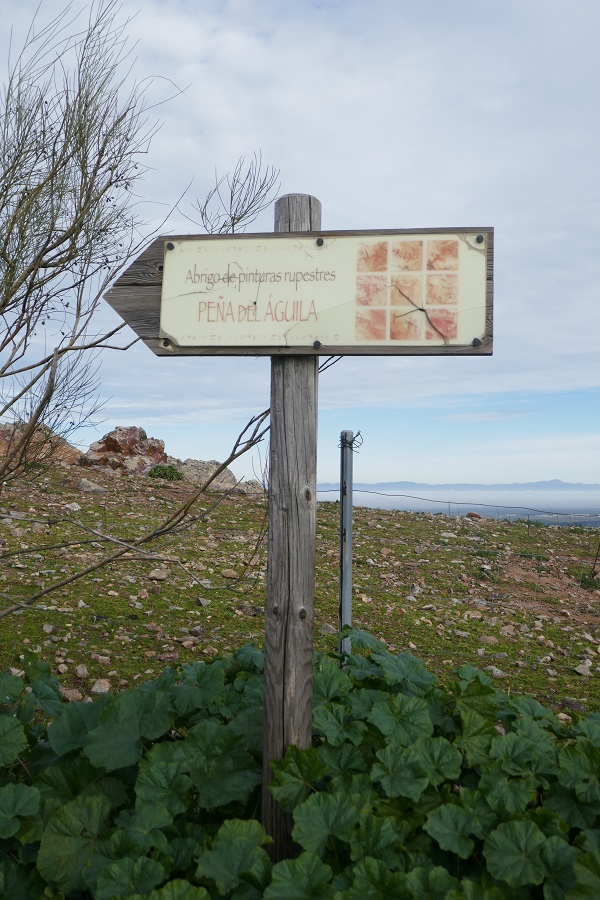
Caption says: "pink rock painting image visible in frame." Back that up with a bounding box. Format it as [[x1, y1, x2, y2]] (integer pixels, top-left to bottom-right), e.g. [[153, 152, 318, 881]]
[[426, 274, 458, 305], [390, 310, 423, 341], [391, 274, 422, 308], [426, 240, 459, 270], [426, 308, 457, 340], [356, 275, 388, 306], [356, 308, 386, 340], [391, 240, 423, 271], [357, 241, 388, 272]]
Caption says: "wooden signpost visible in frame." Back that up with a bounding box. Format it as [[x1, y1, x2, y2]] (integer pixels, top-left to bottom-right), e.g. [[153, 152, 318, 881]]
[[105, 195, 493, 860]]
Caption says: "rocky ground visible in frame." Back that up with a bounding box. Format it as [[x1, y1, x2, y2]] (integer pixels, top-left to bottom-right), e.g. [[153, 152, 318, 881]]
[[1, 459, 599, 716]]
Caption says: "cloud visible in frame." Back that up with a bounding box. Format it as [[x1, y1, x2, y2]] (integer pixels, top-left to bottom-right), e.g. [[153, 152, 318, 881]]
[[2, 0, 599, 483]]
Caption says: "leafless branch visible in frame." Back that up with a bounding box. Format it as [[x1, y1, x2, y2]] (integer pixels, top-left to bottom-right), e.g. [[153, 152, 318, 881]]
[[180, 152, 280, 234], [0, 1, 162, 484]]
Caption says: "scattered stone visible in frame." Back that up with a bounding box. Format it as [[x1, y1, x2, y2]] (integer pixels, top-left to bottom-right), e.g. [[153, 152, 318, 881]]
[[60, 687, 83, 702], [499, 625, 515, 636], [90, 679, 111, 694], [64, 502, 82, 513], [42, 624, 54, 634], [197, 597, 211, 607], [574, 663, 592, 676], [486, 666, 508, 679], [320, 623, 337, 635], [556, 712, 572, 726], [31, 522, 49, 534], [480, 636, 499, 645], [204, 646, 219, 657], [188, 626, 203, 637], [75, 664, 88, 678], [221, 569, 238, 579], [56, 664, 68, 675], [77, 478, 108, 493], [77, 600, 87, 608], [454, 630, 470, 638], [199, 579, 212, 589], [148, 568, 168, 581], [181, 640, 197, 650], [466, 512, 482, 520]]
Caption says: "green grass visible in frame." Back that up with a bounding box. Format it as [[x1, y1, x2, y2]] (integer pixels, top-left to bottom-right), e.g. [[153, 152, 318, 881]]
[[1, 467, 599, 711]]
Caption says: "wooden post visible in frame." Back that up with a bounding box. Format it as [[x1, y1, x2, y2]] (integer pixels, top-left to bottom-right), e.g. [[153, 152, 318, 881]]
[[262, 194, 321, 860]]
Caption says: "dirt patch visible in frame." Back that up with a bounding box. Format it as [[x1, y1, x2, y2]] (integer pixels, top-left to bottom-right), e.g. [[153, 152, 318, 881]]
[[500, 555, 600, 626]]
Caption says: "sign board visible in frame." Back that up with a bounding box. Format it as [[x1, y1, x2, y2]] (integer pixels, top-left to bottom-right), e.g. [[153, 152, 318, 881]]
[[104, 228, 493, 357]]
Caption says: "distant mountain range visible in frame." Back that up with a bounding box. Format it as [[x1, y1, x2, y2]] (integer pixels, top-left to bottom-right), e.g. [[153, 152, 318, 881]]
[[318, 479, 600, 493]]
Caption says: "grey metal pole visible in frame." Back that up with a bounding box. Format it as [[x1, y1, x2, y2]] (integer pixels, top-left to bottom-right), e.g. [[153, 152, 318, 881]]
[[339, 430, 353, 658]]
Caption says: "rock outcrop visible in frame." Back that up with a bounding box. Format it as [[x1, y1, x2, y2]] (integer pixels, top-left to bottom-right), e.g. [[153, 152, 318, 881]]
[[166, 457, 264, 494], [79, 426, 167, 475], [166, 457, 237, 490], [0, 424, 81, 465]]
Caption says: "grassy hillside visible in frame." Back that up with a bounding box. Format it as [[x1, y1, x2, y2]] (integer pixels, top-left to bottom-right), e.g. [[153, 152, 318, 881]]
[[1, 465, 599, 713]]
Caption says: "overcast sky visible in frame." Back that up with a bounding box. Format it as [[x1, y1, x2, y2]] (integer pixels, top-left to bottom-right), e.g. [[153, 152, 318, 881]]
[[2, 0, 600, 485]]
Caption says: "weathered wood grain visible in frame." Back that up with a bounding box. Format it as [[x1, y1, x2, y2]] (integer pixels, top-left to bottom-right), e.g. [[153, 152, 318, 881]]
[[261, 196, 320, 861]]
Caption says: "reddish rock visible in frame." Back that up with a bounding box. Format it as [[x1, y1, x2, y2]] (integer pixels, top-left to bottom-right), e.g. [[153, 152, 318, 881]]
[[79, 426, 167, 475], [0, 424, 81, 464]]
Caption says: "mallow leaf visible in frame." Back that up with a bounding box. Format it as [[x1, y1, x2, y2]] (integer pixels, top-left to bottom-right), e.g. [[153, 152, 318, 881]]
[[37, 794, 111, 894], [0, 783, 40, 839], [0, 717, 27, 767], [483, 819, 546, 887], [264, 852, 333, 899], [269, 746, 329, 812], [195, 819, 271, 895]]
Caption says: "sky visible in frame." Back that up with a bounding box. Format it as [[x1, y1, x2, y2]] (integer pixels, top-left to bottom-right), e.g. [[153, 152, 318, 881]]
[[2, 0, 600, 486]]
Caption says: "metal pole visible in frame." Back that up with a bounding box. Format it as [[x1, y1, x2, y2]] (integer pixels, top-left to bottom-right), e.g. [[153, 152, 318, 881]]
[[339, 430, 353, 658]]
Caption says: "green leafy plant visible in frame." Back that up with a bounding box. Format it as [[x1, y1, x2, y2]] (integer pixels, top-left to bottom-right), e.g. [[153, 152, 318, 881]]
[[147, 465, 184, 481], [1, 632, 600, 897]]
